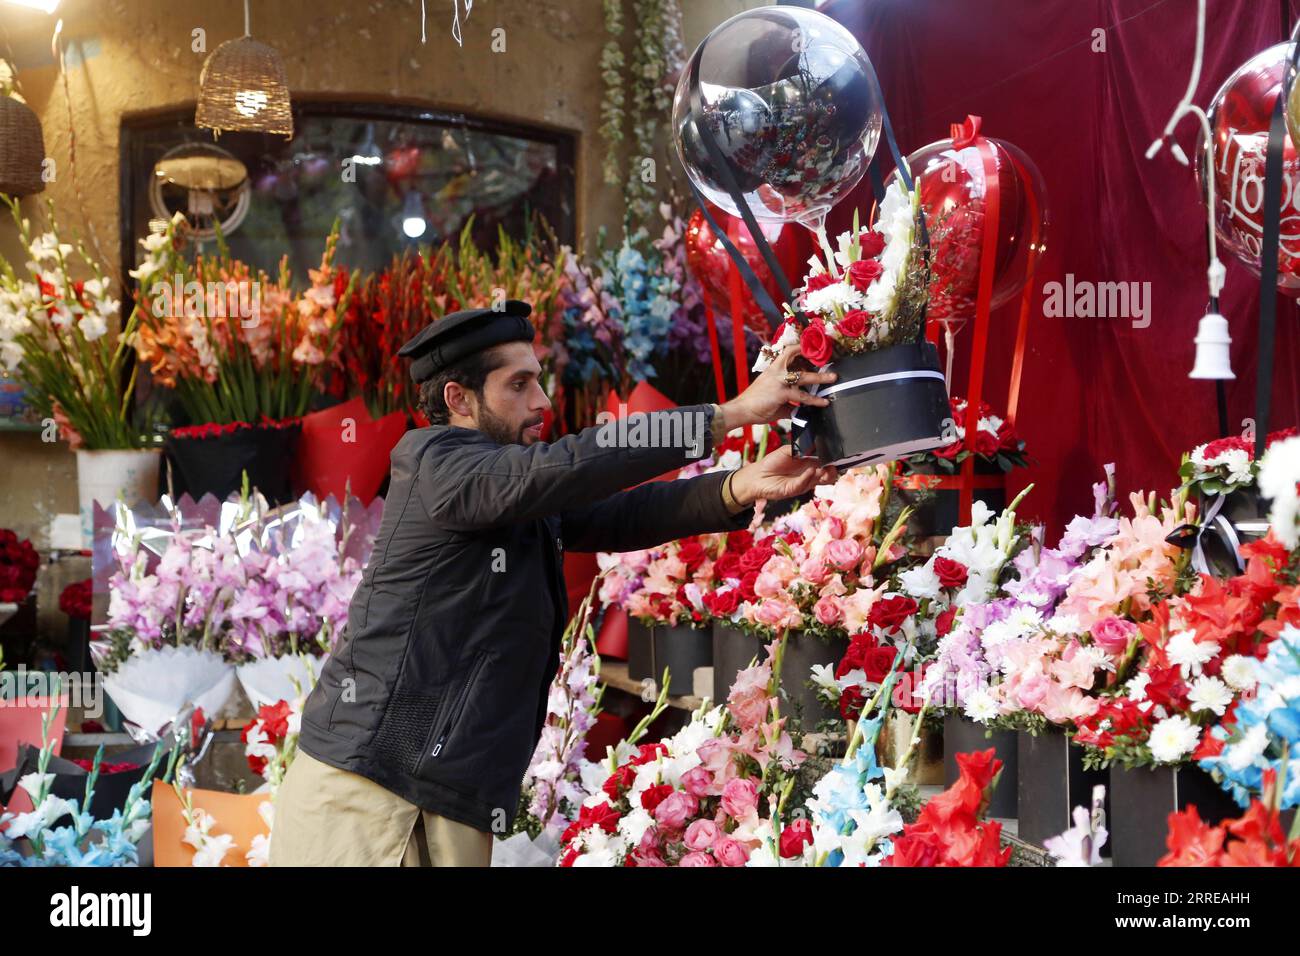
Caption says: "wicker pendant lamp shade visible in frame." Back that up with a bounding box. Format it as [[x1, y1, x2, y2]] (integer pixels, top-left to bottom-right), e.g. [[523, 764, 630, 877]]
[[194, 3, 293, 138], [0, 96, 46, 197]]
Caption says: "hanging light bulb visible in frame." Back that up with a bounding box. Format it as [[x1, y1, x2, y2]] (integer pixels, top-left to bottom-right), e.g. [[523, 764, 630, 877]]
[[401, 189, 427, 239]]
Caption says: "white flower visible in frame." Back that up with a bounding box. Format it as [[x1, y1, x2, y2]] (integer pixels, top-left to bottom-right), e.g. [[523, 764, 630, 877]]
[[802, 279, 864, 317], [77, 311, 108, 341], [1220, 655, 1259, 693], [1048, 613, 1083, 636], [1125, 672, 1151, 702], [1147, 714, 1201, 764], [752, 321, 799, 373], [1223, 723, 1270, 772], [617, 807, 655, 847], [246, 833, 270, 867], [1166, 629, 1217, 677], [836, 667, 867, 692], [1186, 675, 1233, 716], [1259, 436, 1300, 548], [963, 689, 999, 723], [809, 663, 839, 696]]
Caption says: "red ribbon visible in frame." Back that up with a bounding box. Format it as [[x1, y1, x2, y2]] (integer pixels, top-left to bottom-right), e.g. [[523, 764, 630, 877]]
[[950, 115, 983, 150]]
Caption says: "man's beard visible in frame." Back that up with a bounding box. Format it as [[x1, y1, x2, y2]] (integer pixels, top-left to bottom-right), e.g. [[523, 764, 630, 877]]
[[476, 403, 543, 446]]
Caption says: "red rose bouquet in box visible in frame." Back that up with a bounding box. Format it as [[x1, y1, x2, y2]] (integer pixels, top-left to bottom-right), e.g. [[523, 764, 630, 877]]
[[58, 579, 91, 620], [0, 529, 39, 603], [907, 395, 1029, 474]]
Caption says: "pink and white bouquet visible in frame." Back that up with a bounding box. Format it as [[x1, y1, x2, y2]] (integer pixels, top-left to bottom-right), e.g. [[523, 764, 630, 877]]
[[558, 641, 804, 867]]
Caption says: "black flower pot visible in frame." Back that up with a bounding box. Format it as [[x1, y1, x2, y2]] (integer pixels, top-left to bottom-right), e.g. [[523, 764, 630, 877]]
[[1016, 728, 1109, 850], [165, 422, 302, 505], [795, 342, 950, 469], [0, 741, 171, 827], [712, 622, 763, 706], [626, 618, 655, 682], [651, 623, 712, 697], [943, 714, 1018, 818], [778, 631, 850, 729], [1108, 763, 1243, 867], [903, 459, 1007, 539]]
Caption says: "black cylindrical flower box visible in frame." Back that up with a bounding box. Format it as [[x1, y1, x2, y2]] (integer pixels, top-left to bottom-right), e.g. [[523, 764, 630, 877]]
[[903, 459, 1007, 539], [626, 618, 655, 682], [1107, 763, 1243, 867], [943, 714, 1019, 818], [651, 623, 712, 697], [779, 631, 850, 729], [165, 421, 302, 505], [712, 622, 763, 706], [1016, 728, 1108, 850], [797, 341, 951, 469]]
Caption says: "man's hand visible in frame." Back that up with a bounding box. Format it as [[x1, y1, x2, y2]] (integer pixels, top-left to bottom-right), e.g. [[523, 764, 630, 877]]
[[729, 445, 838, 506], [717, 344, 837, 430]]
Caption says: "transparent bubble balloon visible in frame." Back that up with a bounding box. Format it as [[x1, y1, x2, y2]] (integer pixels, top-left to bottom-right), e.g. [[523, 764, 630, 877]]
[[672, 6, 883, 236]]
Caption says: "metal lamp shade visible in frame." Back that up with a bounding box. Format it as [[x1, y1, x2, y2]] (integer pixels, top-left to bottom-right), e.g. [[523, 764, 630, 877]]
[[195, 37, 294, 138], [0, 97, 46, 197]]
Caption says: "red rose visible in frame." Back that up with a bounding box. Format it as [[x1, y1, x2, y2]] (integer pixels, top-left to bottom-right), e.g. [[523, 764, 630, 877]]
[[739, 544, 774, 574], [868, 595, 918, 633], [603, 764, 636, 800], [836, 308, 869, 339], [804, 272, 836, 294], [737, 571, 760, 603], [676, 539, 707, 572], [704, 588, 741, 616], [714, 552, 743, 580], [935, 607, 958, 637], [934, 440, 962, 460], [800, 321, 833, 366], [846, 258, 884, 292], [934, 557, 969, 589], [839, 685, 866, 721], [780, 818, 814, 858], [640, 783, 674, 813], [973, 428, 999, 456], [725, 530, 753, 553], [863, 646, 898, 684], [858, 230, 886, 258]]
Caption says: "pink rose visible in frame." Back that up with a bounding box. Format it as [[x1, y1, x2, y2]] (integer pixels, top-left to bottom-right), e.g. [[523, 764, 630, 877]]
[[825, 538, 864, 572], [754, 571, 786, 599], [826, 516, 846, 539], [713, 836, 752, 867], [813, 595, 844, 627], [652, 790, 698, 830], [684, 818, 719, 851], [679, 767, 715, 798], [763, 555, 799, 584], [720, 777, 760, 820], [800, 556, 830, 586], [678, 851, 717, 867], [729, 688, 770, 732], [1091, 616, 1137, 655], [754, 597, 803, 630], [1014, 672, 1050, 711]]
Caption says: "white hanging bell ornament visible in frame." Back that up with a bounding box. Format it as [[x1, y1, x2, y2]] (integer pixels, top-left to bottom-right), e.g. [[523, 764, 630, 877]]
[[1189, 311, 1234, 379]]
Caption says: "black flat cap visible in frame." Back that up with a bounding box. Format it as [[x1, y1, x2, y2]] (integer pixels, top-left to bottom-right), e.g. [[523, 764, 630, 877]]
[[398, 299, 535, 383]]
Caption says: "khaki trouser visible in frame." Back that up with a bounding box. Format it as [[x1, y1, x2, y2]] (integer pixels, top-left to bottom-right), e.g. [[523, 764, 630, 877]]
[[269, 751, 493, 867]]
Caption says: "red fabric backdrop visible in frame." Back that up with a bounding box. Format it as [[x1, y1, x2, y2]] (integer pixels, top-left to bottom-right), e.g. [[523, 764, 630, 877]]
[[818, 0, 1300, 531]]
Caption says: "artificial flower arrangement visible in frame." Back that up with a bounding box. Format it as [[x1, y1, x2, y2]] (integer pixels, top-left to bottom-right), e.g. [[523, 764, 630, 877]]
[[130, 214, 357, 426], [0, 198, 145, 449], [904, 395, 1029, 475], [58, 578, 91, 620], [0, 693, 164, 866], [96, 488, 380, 732], [558, 636, 804, 866], [1197, 622, 1300, 810], [1071, 532, 1296, 770], [0, 527, 39, 603], [1179, 428, 1298, 498], [752, 184, 927, 373]]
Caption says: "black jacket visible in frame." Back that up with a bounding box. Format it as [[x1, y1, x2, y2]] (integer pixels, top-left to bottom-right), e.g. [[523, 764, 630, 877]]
[[297, 404, 753, 833]]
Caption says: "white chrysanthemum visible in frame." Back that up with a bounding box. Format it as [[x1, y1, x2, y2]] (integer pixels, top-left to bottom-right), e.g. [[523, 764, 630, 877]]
[[1147, 714, 1201, 764], [1186, 675, 1233, 716], [963, 689, 999, 723], [802, 280, 865, 318], [1125, 672, 1151, 702], [1166, 629, 1217, 677], [979, 620, 1017, 650], [1048, 613, 1083, 636], [1220, 654, 1259, 693]]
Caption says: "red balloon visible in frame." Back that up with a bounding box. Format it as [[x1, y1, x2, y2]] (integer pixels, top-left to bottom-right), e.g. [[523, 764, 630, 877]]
[[684, 204, 812, 335], [1199, 42, 1300, 296], [884, 124, 1048, 323]]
